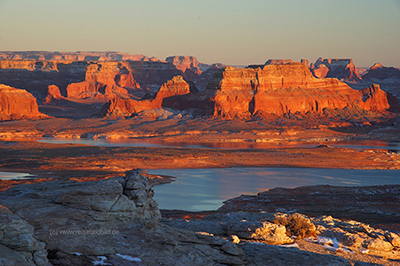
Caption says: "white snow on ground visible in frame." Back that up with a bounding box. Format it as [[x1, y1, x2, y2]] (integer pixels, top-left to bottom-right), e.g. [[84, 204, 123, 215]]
[[71, 252, 83, 256], [278, 243, 299, 248], [92, 256, 111, 265], [116, 253, 142, 262], [309, 237, 354, 253]]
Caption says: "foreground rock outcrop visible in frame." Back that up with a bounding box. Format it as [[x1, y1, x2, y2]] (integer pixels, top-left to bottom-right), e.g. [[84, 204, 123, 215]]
[[164, 209, 400, 265], [0, 205, 49, 266], [1, 169, 381, 265], [220, 184, 400, 230], [0, 84, 48, 121], [0, 170, 246, 265]]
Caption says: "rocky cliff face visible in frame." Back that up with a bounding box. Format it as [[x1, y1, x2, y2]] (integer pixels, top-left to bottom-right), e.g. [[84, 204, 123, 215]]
[[0, 84, 48, 121], [207, 64, 393, 119], [0, 60, 88, 99], [66, 62, 134, 100], [311, 58, 361, 82], [166, 56, 205, 73], [0, 59, 182, 102], [102, 76, 192, 117]]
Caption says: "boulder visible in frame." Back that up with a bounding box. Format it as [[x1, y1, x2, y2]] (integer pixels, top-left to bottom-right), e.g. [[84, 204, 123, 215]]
[[227, 221, 293, 245]]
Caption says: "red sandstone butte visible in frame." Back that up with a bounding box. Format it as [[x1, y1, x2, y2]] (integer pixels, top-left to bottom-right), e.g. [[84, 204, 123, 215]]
[[43, 85, 62, 104], [312, 64, 329, 79], [66, 62, 134, 100], [311, 58, 361, 82], [102, 76, 191, 117], [0, 84, 47, 121], [207, 64, 392, 119], [166, 56, 203, 73], [359, 84, 390, 112]]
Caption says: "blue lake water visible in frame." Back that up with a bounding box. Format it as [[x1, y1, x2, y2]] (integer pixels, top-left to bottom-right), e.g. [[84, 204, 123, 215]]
[[149, 168, 400, 211], [0, 172, 36, 180], [37, 138, 400, 151]]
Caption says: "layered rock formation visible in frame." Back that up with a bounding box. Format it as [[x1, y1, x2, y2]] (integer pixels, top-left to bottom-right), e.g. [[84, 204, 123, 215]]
[[102, 75, 193, 117], [0, 84, 47, 121], [0, 51, 159, 62], [166, 56, 206, 73], [311, 58, 361, 82], [43, 85, 62, 104], [362, 62, 400, 82], [0, 60, 88, 99], [0, 170, 246, 265], [207, 63, 393, 119], [165, 56, 226, 90], [265, 59, 294, 65], [0, 58, 182, 102], [102, 63, 397, 120]]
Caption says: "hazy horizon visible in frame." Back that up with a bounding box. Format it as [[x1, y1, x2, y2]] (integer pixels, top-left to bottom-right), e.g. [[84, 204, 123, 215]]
[[1, 0, 399, 67]]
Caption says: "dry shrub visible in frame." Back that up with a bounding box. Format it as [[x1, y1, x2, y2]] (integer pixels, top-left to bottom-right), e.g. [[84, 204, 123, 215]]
[[274, 213, 318, 239]]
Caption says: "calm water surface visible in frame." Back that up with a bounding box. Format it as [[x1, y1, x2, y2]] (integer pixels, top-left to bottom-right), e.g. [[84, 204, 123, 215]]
[[38, 138, 400, 151], [149, 168, 400, 211], [0, 172, 36, 180]]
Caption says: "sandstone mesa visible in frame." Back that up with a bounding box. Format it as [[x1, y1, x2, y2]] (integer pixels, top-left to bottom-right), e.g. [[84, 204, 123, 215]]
[[0, 84, 48, 121]]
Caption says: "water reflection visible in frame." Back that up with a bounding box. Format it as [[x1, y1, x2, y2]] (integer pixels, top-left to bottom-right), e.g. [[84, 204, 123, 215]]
[[150, 168, 400, 211], [0, 172, 36, 180], [36, 137, 400, 151]]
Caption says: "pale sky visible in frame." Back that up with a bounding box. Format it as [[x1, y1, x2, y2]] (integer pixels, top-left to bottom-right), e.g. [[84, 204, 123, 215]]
[[0, 0, 399, 67]]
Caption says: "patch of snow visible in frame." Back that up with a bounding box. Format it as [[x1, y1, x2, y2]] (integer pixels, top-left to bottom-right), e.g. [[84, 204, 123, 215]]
[[278, 243, 299, 248], [116, 253, 142, 262], [359, 248, 369, 254], [71, 252, 83, 256], [92, 256, 111, 265], [311, 237, 354, 253]]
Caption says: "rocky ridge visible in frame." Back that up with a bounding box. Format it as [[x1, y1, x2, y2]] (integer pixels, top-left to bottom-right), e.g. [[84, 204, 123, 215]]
[[0, 51, 159, 62]]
